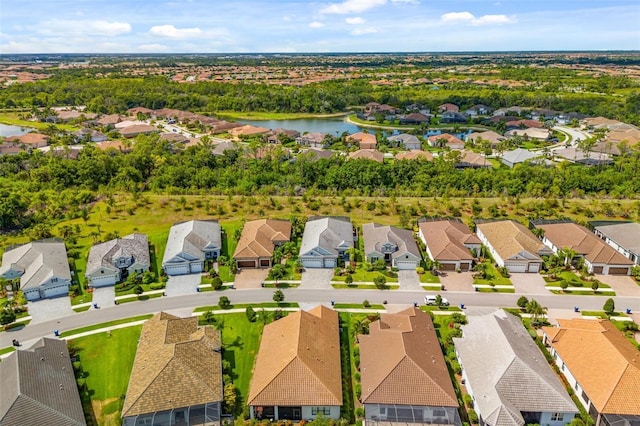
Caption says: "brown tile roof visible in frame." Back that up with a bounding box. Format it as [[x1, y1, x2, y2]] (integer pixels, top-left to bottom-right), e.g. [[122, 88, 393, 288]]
[[419, 220, 479, 262], [97, 114, 124, 126], [465, 130, 505, 147], [122, 312, 222, 418], [395, 150, 433, 161], [543, 319, 640, 415], [347, 132, 377, 149], [347, 149, 383, 162], [458, 150, 492, 167], [233, 219, 292, 260], [229, 124, 270, 138], [477, 220, 551, 261], [94, 140, 130, 152], [506, 119, 544, 128], [535, 222, 633, 266], [248, 306, 342, 406], [427, 133, 464, 148], [359, 307, 458, 407], [6, 133, 50, 147], [118, 124, 159, 138]]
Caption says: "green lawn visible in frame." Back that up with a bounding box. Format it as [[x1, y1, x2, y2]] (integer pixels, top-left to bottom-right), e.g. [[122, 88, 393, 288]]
[[193, 302, 299, 313], [544, 271, 611, 288], [581, 311, 628, 318], [338, 312, 367, 422], [59, 314, 153, 338], [419, 272, 441, 283], [420, 306, 463, 312], [476, 287, 516, 293], [333, 269, 399, 283], [550, 289, 616, 296], [0, 346, 16, 356], [473, 263, 512, 285], [0, 112, 80, 132], [69, 325, 143, 425], [334, 303, 385, 310], [332, 283, 400, 289]]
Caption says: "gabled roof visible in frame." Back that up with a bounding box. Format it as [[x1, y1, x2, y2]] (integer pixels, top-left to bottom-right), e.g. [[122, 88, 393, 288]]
[[542, 319, 640, 415], [86, 233, 150, 275], [505, 128, 550, 140], [233, 219, 292, 259], [347, 149, 384, 162], [477, 220, 551, 261], [454, 310, 577, 426], [122, 312, 222, 418], [162, 220, 221, 264], [359, 307, 458, 407], [362, 223, 420, 260], [395, 150, 433, 161], [501, 148, 538, 165], [388, 133, 421, 147], [0, 239, 71, 289], [466, 130, 505, 147], [347, 132, 377, 149], [534, 222, 633, 266], [458, 150, 492, 168], [248, 306, 342, 406], [299, 217, 353, 257], [0, 338, 86, 426], [428, 133, 464, 147], [592, 221, 640, 259], [419, 219, 479, 262]]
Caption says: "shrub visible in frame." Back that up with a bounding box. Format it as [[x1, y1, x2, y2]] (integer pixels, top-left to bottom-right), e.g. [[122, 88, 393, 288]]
[[416, 266, 425, 275], [218, 296, 231, 309], [468, 409, 478, 424], [362, 299, 370, 308], [560, 281, 569, 291], [211, 276, 223, 290], [133, 285, 144, 295], [463, 394, 473, 408], [355, 407, 365, 419], [517, 296, 529, 309], [591, 281, 599, 292], [246, 306, 256, 322], [603, 298, 615, 315], [345, 275, 353, 284], [373, 275, 386, 289]]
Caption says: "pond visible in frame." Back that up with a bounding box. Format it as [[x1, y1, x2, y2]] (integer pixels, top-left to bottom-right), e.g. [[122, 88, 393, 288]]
[[0, 123, 35, 138]]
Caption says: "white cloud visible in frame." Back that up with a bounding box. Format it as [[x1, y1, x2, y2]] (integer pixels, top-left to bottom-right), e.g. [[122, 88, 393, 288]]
[[149, 25, 203, 39], [351, 27, 378, 35], [440, 11, 516, 26], [87, 21, 132, 36], [36, 20, 131, 37], [309, 21, 325, 28], [321, 0, 387, 14], [391, 0, 419, 3], [345, 17, 365, 24]]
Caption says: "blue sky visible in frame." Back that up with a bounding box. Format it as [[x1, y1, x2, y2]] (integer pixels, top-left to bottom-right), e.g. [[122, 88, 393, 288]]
[[1, 0, 639, 53]]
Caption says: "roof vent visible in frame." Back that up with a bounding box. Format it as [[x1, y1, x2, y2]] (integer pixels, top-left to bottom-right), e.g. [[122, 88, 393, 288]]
[[41, 357, 45, 361], [60, 352, 64, 357], [59, 384, 64, 390]]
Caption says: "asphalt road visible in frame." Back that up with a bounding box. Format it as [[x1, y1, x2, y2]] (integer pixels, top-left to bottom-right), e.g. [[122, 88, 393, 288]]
[[2, 287, 639, 348]]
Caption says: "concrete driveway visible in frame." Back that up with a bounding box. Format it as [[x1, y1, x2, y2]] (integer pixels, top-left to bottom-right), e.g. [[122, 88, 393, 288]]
[[440, 272, 474, 292], [510, 273, 550, 295], [398, 270, 422, 291], [27, 297, 74, 323], [300, 268, 334, 289], [594, 275, 640, 297], [91, 286, 115, 309], [234, 269, 269, 289], [165, 274, 201, 296]]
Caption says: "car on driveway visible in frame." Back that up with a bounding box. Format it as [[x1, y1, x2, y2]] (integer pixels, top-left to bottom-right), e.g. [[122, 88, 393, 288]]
[[424, 295, 449, 306]]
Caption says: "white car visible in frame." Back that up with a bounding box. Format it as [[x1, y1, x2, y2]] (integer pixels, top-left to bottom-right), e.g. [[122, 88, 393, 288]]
[[424, 295, 449, 306]]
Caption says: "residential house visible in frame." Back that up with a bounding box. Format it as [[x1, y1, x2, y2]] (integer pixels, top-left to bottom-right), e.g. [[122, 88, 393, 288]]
[[359, 307, 461, 425], [162, 220, 222, 275], [542, 319, 640, 426], [347, 132, 377, 149], [72, 128, 107, 143], [118, 124, 159, 138], [248, 306, 342, 421], [55, 110, 98, 123], [438, 103, 459, 113], [399, 112, 431, 125], [6, 133, 50, 148], [552, 147, 613, 166], [0, 338, 86, 426], [493, 106, 527, 117], [96, 114, 124, 127], [440, 111, 468, 123], [476, 220, 553, 273], [532, 221, 633, 275], [505, 127, 550, 141], [233, 219, 291, 268], [395, 150, 433, 161], [299, 217, 354, 268], [298, 148, 334, 162], [505, 119, 544, 129], [85, 233, 150, 287], [122, 312, 223, 426], [210, 120, 242, 134], [501, 148, 538, 168], [0, 239, 72, 301], [94, 140, 131, 152], [388, 133, 421, 150], [465, 104, 493, 117], [126, 106, 155, 117], [529, 108, 559, 121], [0, 142, 23, 155], [455, 150, 492, 169], [454, 310, 577, 426], [427, 133, 464, 150], [296, 132, 330, 148], [159, 132, 190, 144], [211, 141, 239, 156], [465, 130, 505, 149], [347, 149, 384, 162], [591, 221, 640, 265], [418, 219, 480, 272], [266, 128, 300, 144], [229, 124, 270, 140], [362, 223, 421, 270]]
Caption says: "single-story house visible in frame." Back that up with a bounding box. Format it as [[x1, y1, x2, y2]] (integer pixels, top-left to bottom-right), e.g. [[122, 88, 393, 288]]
[[162, 220, 222, 275], [418, 219, 480, 272], [94, 140, 131, 152], [347, 132, 377, 150], [591, 221, 640, 265], [440, 111, 468, 123], [362, 223, 421, 270], [454, 310, 577, 426], [476, 220, 553, 273], [501, 148, 538, 168], [359, 307, 461, 425], [248, 306, 342, 421], [465, 130, 505, 149], [211, 141, 239, 156], [118, 124, 159, 138], [455, 150, 492, 169], [298, 148, 334, 162], [0, 338, 86, 426], [6, 133, 50, 148], [552, 147, 613, 166], [395, 150, 433, 161], [493, 106, 527, 117], [73, 128, 108, 143], [96, 114, 124, 127], [296, 132, 330, 148], [505, 127, 550, 141], [85, 233, 150, 287], [266, 128, 300, 144], [399, 113, 431, 125], [233, 219, 292, 268], [0, 239, 72, 301], [465, 104, 493, 116], [438, 103, 459, 113], [542, 319, 640, 426], [299, 217, 354, 269], [229, 124, 270, 140], [211, 120, 242, 134], [532, 221, 633, 275], [427, 133, 464, 150], [347, 149, 384, 162], [122, 312, 223, 426], [505, 119, 544, 129], [387, 133, 421, 150]]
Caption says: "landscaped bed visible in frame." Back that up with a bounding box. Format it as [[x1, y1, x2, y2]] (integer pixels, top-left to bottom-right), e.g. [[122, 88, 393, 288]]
[[472, 263, 512, 286]]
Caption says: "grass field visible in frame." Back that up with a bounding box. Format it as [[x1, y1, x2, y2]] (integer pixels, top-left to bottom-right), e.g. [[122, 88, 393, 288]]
[[59, 314, 152, 337], [0, 112, 80, 132], [69, 325, 143, 425], [473, 263, 512, 286]]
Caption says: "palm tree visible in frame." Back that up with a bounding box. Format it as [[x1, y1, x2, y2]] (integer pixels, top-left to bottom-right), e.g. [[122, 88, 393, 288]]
[[526, 299, 547, 324]]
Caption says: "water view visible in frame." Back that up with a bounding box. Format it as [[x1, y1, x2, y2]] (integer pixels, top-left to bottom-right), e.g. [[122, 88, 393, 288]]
[[0, 123, 34, 137]]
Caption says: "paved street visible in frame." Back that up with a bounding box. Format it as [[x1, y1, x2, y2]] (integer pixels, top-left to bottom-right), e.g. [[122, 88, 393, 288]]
[[4, 286, 639, 350]]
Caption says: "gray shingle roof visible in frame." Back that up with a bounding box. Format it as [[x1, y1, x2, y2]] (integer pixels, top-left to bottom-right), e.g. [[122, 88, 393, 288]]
[[299, 217, 353, 257], [162, 220, 221, 264], [0, 338, 86, 426], [86, 233, 150, 275], [454, 310, 577, 426], [0, 239, 71, 290], [362, 223, 420, 260], [592, 222, 640, 260], [501, 148, 538, 165]]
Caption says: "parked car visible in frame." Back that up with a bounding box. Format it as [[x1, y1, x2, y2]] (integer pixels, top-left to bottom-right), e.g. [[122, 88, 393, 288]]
[[424, 295, 449, 306]]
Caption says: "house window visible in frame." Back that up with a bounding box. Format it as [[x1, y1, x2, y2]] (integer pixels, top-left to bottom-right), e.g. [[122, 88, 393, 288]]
[[311, 407, 331, 416], [51, 277, 58, 283], [551, 413, 563, 421]]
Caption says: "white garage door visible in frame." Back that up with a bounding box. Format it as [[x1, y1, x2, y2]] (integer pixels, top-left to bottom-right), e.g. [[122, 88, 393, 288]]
[[395, 260, 417, 270], [165, 264, 190, 275], [190, 263, 203, 273], [303, 258, 323, 269], [91, 275, 117, 287], [506, 262, 527, 273], [43, 284, 69, 298], [323, 259, 336, 268], [528, 263, 541, 273]]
